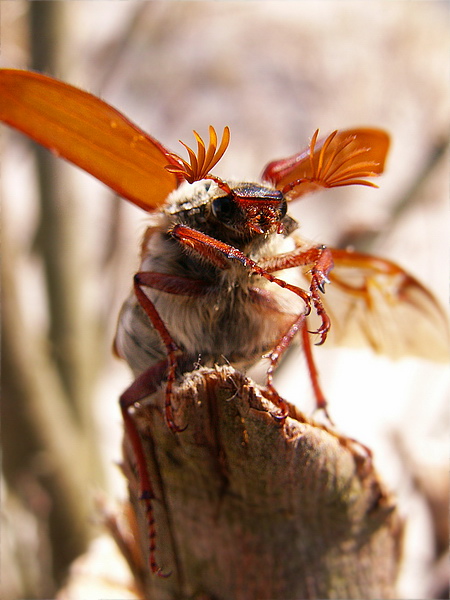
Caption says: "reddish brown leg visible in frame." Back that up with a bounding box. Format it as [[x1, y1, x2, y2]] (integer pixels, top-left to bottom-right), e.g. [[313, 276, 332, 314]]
[[300, 318, 330, 415], [123, 273, 213, 574], [133, 272, 210, 432], [120, 360, 170, 577], [124, 271, 218, 574], [263, 311, 330, 419], [262, 245, 333, 415], [171, 224, 334, 342], [170, 224, 315, 314], [263, 312, 307, 419], [259, 243, 334, 344], [134, 277, 180, 432], [170, 225, 334, 416]]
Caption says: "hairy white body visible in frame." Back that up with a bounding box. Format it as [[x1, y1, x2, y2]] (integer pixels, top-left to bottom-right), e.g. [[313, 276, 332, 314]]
[[115, 180, 305, 377]]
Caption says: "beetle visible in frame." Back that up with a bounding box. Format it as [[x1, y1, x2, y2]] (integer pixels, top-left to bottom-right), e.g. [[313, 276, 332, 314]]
[[1, 69, 448, 576]]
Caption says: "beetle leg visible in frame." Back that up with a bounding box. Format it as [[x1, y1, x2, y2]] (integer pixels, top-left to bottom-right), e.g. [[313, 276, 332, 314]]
[[133, 274, 183, 433], [300, 318, 330, 416], [133, 270, 214, 431], [170, 225, 333, 414], [259, 244, 334, 344], [262, 311, 330, 418], [170, 224, 312, 310], [121, 267, 219, 577], [119, 360, 171, 577], [262, 312, 307, 420]]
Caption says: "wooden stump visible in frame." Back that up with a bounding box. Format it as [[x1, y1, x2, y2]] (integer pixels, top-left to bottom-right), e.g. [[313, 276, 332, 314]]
[[121, 366, 402, 599]]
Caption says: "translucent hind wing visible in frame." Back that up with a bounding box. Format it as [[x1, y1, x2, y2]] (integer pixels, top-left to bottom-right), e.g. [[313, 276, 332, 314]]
[[306, 247, 450, 361]]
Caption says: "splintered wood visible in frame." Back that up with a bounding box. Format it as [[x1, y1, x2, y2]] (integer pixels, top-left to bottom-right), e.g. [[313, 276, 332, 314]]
[[120, 366, 402, 599]]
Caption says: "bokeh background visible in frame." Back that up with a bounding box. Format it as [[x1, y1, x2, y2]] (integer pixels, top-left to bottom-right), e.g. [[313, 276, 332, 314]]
[[1, 2, 449, 598]]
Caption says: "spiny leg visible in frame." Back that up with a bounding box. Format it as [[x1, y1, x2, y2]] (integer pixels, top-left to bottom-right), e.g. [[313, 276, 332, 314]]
[[120, 361, 171, 577], [263, 312, 330, 421], [133, 270, 213, 431], [169, 225, 334, 418], [170, 224, 319, 318], [133, 273, 183, 432], [125, 271, 219, 573], [259, 243, 334, 344], [263, 312, 307, 420], [300, 318, 330, 417]]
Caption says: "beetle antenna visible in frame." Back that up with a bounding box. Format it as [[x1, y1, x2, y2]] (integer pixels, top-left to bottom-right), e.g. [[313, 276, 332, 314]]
[[165, 126, 230, 184]]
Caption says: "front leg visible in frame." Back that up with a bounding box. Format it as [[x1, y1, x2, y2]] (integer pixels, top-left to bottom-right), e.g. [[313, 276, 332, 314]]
[[170, 224, 313, 314], [259, 244, 334, 344]]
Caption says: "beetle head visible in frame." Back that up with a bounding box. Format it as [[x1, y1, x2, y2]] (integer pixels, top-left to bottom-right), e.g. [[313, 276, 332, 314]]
[[210, 181, 287, 236]]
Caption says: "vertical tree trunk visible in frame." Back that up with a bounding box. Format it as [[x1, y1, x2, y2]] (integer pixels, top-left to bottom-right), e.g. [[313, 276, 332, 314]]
[[120, 366, 402, 599]]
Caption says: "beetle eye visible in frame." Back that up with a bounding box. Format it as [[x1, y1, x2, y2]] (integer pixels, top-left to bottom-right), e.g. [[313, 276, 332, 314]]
[[211, 194, 236, 222], [279, 199, 288, 219]]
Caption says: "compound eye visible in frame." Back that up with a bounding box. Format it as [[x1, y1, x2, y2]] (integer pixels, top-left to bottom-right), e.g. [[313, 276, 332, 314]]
[[211, 194, 236, 223], [279, 198, 288, 219]]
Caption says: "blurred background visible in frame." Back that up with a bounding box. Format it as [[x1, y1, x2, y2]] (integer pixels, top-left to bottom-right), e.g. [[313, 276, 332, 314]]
[[1, 2, 449, 598]]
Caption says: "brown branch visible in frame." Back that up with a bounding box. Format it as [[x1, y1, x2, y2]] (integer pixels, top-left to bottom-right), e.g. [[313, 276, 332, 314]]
[[118, 366, 402, 599], [1, 231, 92, 591]]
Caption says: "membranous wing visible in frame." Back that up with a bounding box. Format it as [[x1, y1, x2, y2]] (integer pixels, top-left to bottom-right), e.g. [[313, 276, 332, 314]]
[[310, 247, 449, 361]]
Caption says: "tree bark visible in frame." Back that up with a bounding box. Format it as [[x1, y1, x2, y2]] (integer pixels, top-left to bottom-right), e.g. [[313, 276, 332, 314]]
[[120, 366, 402, 599]]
